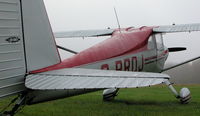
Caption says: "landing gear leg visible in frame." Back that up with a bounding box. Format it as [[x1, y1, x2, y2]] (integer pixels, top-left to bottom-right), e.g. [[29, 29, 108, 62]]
[[165, 80, 191, 104], [0, 94, 26, 116]]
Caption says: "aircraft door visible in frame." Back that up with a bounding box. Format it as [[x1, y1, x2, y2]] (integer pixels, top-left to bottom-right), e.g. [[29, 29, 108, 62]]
[[155, 34, 165, 71], [155, 34, 164, 51]]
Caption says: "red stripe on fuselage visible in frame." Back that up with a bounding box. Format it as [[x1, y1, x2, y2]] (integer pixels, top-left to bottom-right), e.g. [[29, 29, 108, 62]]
[[31, 27, 153, 73]]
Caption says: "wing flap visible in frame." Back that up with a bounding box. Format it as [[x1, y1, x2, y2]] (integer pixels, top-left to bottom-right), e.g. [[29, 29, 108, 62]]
[[25, 68, 169, 90], [54, 29, 114, 38], [153, 23, 200, 33]]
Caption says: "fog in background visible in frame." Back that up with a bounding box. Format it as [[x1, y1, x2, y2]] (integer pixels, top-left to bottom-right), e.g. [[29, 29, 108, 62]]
[[44, 0, 200, 84]]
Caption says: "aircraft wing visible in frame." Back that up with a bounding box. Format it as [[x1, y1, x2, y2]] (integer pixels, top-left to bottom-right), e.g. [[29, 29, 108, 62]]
[[54, 29, 114, 38], [54, 23, 200, 38], [25, 68, 169, 90], [153, 23, 200, 33]]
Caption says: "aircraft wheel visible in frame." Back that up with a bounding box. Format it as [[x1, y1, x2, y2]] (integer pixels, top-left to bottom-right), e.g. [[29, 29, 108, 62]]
[[103, 88, 119, 101], [179, 88, 191, 104]]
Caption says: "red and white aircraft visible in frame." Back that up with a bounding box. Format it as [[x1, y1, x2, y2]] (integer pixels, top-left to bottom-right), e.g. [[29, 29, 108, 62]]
[[0, 0, 200, 115]]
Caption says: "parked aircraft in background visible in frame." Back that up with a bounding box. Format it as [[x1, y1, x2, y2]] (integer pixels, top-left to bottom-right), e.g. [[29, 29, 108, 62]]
[[0, 0, 200, 115]]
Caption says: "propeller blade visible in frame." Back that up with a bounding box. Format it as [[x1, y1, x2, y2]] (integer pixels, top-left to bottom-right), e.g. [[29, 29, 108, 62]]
[[168, 47, 186, 52]]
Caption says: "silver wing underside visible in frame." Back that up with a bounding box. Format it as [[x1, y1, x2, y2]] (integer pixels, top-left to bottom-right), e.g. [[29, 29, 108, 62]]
[[25, 68, 169, 90]]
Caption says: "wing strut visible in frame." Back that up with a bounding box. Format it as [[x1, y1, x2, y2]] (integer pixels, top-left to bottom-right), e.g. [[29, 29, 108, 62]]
[[57, 45, 78, 54], [163, 56, 200, 71]]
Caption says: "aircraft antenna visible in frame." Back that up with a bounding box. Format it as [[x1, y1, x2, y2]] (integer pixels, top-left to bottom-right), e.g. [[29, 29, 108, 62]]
[[114, 7, 121, 32]]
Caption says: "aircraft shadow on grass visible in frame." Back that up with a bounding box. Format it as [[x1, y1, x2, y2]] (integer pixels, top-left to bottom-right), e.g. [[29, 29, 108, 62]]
[[105, 99, 199, 106]]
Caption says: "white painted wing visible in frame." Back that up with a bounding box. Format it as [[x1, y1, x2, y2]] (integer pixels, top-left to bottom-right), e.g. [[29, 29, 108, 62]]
[[153, 23, 200, 33], [25, 68, 169, 90], [54, 29, 114, 38]]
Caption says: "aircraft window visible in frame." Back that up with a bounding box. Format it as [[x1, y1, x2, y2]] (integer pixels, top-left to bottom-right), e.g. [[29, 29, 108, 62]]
[[155, 34, 164, 50], [147, 36, 155, 49]]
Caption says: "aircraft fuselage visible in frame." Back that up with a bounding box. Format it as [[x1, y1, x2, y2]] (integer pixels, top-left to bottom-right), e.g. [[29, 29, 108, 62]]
[[26, 27, 169, 104]]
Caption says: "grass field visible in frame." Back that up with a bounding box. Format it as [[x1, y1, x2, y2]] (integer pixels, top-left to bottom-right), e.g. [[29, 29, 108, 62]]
[[1, 85, 200, 116]]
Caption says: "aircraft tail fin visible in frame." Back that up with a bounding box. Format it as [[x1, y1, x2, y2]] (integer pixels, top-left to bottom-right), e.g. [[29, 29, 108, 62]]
[[21, 0, 61, 71]]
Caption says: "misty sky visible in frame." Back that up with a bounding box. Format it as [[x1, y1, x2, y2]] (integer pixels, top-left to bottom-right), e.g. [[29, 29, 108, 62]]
[[44, 0, 200, 30], [43, 0, 200, 65]]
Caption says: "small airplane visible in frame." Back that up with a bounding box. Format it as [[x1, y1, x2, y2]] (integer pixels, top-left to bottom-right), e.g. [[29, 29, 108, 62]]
[[0, 0, 200, 116]]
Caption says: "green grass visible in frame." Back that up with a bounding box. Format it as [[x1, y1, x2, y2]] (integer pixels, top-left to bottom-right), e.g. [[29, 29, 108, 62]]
[[1, 85, 200, 116]]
